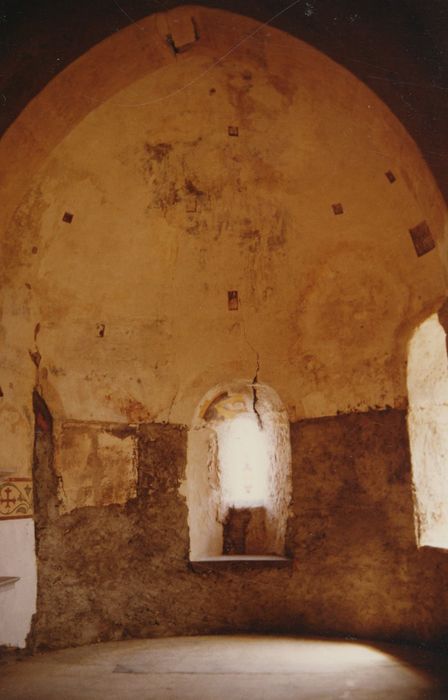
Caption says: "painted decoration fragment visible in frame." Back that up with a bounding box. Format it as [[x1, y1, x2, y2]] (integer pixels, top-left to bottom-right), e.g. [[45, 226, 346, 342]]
[[0, 477, 33, 519]]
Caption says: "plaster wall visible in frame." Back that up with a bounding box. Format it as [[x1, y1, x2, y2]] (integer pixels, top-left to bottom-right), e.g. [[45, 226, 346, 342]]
[[0, 519, 37, 647], [0, 8, 446, 479], [54, 423, 138, 514]]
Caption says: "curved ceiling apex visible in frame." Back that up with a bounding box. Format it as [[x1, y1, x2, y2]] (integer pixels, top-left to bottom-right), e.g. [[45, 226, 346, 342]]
[[0, 4, 445, 245], [2, 1, 447, 204], [0, 3, 446, 431], [0, 6, 281, 221]]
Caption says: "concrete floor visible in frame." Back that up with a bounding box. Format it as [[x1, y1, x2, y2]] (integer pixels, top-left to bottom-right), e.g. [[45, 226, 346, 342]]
[[1, 635, 447, 700]]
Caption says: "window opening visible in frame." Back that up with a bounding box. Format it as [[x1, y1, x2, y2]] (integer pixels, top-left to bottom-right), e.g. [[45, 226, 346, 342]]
[[217, 414, 269, 508], [407, 311, 448, 549], [185, 381, 292, 560]]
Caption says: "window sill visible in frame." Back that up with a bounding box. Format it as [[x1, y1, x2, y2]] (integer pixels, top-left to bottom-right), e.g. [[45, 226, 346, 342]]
[[190, 555, 292, 572], [419, 544, 448, 552]]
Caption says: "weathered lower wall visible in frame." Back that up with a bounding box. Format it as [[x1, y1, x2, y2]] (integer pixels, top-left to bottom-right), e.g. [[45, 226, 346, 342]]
[[29, 409, 448, 651], [287, 411, 448, 642]]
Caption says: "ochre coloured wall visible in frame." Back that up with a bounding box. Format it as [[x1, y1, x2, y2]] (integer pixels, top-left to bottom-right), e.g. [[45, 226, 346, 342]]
[[1, 6, 447, 471], [1, 6, 448, 649]]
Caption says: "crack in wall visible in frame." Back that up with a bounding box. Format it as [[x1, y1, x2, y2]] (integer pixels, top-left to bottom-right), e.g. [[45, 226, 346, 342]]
[[166, 384, 179, 423], [252, 383, 262, 430], [29, 320, 43, 391], [242, 324, 263, 429], [252, 352, 262, 430]]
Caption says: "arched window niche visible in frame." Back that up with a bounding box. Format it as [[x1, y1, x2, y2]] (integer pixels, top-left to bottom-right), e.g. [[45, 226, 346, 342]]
[[407, 307, 448, 549], [185, 381, 292, 562]]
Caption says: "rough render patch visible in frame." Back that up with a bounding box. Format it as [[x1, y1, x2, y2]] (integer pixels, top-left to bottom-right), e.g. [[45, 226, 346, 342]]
[[137, 423, 187, 499], [32, 391, 59, 529], [31, 421, 191, 650], [54, 424, 137, 513], [29, 410, 448, 651]]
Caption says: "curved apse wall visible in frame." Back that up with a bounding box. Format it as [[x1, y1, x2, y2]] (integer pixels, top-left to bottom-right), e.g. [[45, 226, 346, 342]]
[[0, 5, 447, 650]]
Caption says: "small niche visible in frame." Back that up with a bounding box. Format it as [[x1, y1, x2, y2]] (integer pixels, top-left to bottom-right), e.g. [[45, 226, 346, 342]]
[[385, 170, 396, 183], [332, 203, 344, 215], [228, 291, 239, 310], [409, 220, 435, 257]]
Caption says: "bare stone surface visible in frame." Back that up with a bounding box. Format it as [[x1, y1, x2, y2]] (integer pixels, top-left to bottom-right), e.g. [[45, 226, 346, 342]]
[[28, 409, 448, 651], [223, 507, 267, 555], [223, 507, 252, 554]]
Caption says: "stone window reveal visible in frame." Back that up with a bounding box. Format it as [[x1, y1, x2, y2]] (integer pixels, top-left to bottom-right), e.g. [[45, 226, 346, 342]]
[[407, 310, 448, 549], [185, 382, 292, 560]]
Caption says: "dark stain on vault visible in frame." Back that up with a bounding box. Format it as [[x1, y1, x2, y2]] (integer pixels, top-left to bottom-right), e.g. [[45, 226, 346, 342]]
[[145, 143, 172, 163]]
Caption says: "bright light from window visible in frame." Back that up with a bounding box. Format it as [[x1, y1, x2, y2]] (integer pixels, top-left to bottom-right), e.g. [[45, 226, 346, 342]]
[[408, 313, 448, 548], [217, 414, 270, 507]]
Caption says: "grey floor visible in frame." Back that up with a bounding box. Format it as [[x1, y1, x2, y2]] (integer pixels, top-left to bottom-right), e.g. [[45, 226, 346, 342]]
[[1, 635, 447, 700]]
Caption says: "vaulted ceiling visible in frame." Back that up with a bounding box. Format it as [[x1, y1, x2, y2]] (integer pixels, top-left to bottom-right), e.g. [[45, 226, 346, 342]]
[[1, 0, 447, 199]]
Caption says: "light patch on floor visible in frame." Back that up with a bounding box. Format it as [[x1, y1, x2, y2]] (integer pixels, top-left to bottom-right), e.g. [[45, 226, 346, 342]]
[[1, 635, 447, 700]]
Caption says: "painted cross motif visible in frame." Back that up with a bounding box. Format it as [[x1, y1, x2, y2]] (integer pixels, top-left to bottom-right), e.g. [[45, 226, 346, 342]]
[[0, 478, 33, 519], [0, 486, 17, 511]]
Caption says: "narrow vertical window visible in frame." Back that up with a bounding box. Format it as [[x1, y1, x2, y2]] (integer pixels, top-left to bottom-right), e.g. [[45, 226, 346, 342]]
[[185, 382, 292, 559], [407, 312, 448, 548]]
